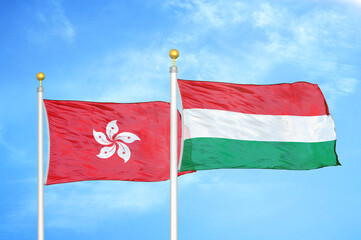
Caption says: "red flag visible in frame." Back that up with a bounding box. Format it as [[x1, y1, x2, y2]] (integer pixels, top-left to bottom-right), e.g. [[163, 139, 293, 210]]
[[44, 100, 190, 185]]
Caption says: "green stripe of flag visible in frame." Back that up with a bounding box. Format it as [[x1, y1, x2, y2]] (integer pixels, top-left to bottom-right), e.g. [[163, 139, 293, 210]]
[[180, 138, 339, 171]]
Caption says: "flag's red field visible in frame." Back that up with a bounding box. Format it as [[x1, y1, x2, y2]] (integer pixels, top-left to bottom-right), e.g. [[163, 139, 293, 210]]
[[44, 100, 190, 185]]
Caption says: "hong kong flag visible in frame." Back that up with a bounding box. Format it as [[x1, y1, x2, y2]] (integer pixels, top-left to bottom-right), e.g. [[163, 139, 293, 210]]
[[44, 100, 191, 185]]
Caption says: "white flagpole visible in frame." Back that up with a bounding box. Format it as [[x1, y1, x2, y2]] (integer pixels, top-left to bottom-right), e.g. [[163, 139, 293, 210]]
[[37, 72, 45, 240], [169, 49, 179, 240]]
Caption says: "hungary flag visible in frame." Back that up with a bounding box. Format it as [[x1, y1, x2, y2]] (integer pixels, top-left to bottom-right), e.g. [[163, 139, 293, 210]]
[[178, 79, 339, 172]]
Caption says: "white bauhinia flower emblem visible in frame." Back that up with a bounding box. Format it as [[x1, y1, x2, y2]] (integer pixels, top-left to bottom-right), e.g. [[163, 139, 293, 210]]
[[93, 120, 140, 162]]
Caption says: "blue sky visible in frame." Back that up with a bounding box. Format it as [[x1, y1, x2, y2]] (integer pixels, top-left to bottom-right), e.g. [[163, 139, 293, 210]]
[[1, 0, 361, 239]]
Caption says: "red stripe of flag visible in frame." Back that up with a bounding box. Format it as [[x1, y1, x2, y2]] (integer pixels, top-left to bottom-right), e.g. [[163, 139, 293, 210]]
[[178, 79, 329, 116]]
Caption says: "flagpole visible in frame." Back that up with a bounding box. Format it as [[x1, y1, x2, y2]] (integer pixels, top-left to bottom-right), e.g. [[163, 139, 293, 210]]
[[37, 72, 45, 240], [169, 49, 179, 240]]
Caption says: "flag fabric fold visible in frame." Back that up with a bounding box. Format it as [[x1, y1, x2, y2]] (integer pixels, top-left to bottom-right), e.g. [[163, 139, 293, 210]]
[[177, 79, 339, 171], [44, 100, 190, 185]]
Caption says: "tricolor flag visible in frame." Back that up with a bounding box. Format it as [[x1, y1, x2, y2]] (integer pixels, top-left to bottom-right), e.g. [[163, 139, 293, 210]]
[[44, 100, 191, 185], [178, 79, 339, 171]]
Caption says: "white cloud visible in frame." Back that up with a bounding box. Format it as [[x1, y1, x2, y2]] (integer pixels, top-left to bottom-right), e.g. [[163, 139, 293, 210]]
[[88, 47, 172, 103], [165, 0, 246, 28], [29, 0, 75, 43], [320, 77, 359, 108], [332, 0, 361, 7], [44, 45, 175, 103], [253, 2, 284, 27], [44, 181, 168, 229], [249, 3, 361, 107], [0, 127, 26, 160], [6, 181, 169, 230]]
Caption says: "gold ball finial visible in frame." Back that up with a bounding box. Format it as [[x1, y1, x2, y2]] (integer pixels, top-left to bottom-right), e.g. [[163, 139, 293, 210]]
[[37, 72, 45, 86], [169, 49, 179, 66], [37, 72, 45, 81], [169, 49, 179, 59]]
